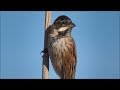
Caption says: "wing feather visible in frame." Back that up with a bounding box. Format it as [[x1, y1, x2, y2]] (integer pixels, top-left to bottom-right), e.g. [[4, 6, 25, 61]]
[[48, 36, 77, 79]]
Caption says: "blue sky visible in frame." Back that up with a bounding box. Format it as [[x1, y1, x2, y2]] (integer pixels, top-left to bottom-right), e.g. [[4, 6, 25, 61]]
[[0, 11, 120, 79]]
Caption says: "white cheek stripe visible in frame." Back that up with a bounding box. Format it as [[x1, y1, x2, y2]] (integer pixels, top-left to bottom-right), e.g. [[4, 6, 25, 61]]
[[58, 27, 69, 32]]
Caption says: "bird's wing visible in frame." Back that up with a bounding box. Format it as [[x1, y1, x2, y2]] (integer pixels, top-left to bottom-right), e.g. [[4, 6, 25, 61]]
[[61, 37, 77, 79]]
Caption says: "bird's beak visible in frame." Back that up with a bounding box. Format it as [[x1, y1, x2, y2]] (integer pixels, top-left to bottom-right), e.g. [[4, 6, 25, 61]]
[[71, 22, 76, 28]]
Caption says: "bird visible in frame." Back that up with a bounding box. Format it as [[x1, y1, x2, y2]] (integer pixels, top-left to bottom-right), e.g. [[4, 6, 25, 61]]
[[47, 15, 77, 79]]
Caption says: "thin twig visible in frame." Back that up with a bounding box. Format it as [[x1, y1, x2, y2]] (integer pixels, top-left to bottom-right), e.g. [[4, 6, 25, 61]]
[[42, 11, 51, 79]]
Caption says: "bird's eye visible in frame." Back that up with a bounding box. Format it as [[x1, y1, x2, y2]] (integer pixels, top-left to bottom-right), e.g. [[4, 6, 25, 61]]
[[63, 21, 66, 24], [61, 20, 66, 24]]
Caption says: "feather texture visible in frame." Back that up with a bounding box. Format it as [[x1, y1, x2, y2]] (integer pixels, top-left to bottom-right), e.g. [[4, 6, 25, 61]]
[[47, 15, 77, 79], [48, 34, 77, 79]]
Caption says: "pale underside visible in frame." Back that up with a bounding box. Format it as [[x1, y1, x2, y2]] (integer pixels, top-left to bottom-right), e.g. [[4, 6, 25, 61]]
[[48, 36, 77, 79]]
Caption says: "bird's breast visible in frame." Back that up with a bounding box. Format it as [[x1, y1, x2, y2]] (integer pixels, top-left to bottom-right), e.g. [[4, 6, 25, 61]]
[[48, 37, 74, 57], [51, 38, 68, 51]]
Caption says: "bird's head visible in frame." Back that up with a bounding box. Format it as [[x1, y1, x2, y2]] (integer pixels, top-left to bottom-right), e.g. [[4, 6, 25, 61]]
[[53, 15, 76, 36]]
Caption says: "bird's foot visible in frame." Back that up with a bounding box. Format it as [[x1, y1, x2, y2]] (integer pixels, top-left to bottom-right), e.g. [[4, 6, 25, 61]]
[[40, 48, 48, 54]]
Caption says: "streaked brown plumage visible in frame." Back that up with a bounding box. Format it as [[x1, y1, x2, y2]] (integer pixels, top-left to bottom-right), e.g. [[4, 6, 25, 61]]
[[47, 15, 77, 79]]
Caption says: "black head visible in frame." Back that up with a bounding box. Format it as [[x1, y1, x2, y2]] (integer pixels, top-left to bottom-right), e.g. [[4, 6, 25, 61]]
[[53, 15, 76, 29]]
